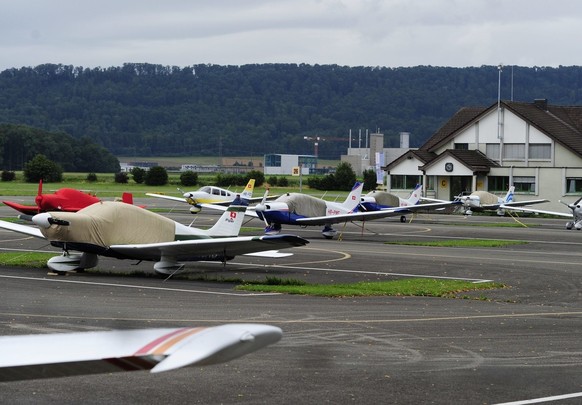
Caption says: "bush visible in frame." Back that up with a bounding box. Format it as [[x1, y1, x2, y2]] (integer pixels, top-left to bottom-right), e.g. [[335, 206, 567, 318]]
[[180, 170, 198, 187], [23, 154, 63, 183], [1, 170, 15, 182], [114, 172, 129, 184], [131, 167, 146, 184], [145, 166, 168, 186], [362, 169, 377, 191], [267, 176, 278, 186], [86, 172, 98, 182], [278, 177, 289, 187]]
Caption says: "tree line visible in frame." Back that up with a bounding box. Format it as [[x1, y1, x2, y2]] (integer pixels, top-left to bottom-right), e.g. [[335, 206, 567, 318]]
[[1, 63, 582, 160]]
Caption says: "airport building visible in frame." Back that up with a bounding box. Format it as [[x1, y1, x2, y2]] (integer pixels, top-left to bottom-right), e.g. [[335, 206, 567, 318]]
[[383, 99, 582, 212], [263, 154, 316, 175]]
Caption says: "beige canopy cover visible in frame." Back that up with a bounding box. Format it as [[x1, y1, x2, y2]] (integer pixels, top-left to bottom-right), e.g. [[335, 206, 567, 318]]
[[470, 191, 501, 205], [41, 202, 176, 246]]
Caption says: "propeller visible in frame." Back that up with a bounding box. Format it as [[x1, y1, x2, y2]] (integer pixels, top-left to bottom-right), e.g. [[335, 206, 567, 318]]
[[34, 179, 43, 213], [256, 189, 271, 228]]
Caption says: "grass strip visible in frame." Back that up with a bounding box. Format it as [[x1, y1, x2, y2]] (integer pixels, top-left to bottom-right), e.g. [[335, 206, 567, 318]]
[[384, 239, 526, 248], [236, 277, 504, 298], [0, 252, 54, 268]]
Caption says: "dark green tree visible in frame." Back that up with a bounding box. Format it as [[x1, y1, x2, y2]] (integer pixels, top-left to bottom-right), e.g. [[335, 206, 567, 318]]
[[334, 162, 357, 191], [115, 172, 129, 184], [179, 170, 198, 187], [131, 167, 146, 184], [23, 154, 63, 183], [362, 169, 377, 191], [145, 166, 168, 186]]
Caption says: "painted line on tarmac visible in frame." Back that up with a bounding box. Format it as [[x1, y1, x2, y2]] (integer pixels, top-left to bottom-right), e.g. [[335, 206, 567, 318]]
[[0, 274, 280, 297], [494, 391, 582, 404], [3, 309, 582, 325], [229, 261, 493, 283]]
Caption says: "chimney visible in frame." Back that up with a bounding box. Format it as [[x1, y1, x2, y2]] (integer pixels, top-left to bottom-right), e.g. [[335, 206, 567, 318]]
[[534, 99, 548, 111]]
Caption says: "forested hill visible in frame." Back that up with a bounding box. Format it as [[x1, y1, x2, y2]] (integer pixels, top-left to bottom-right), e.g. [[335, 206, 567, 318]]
[[1, 63, 582, 159]]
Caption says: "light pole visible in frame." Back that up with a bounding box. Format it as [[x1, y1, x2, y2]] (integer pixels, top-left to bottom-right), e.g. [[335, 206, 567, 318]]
[[497, 64, 503, 164]]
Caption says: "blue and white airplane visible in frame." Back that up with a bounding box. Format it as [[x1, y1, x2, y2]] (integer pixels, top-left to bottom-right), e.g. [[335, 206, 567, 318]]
[[254, 183, 457, 239], [451, 186, 548, 216]]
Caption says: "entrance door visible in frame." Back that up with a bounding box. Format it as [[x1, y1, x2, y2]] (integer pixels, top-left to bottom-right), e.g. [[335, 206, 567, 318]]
[[449, 176, 472, 200]]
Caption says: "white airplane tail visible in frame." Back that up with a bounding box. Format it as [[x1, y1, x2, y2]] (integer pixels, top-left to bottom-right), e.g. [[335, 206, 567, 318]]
[[205, 180, 254, 237], [402, 184, 422, 206], [503, 186, 515, 203], [342, 182, 364, 213]]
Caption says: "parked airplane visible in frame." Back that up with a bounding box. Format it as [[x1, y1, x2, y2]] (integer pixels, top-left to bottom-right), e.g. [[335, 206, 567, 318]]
[[0, 323, 282, 382], [254, 182, 456, 239], [0, 181, 308, 275], [358, 184, 454, 222], [445, 186, 548, 216], [146, 181, 273, 213], [500, 197, 582, 230], [2, 180, 134, 215]]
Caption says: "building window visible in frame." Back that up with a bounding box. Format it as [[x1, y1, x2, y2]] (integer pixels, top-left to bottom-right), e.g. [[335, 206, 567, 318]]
[[391, 175, 422, 190], [454, 143, 468, 150], [513, 176, 536, 193], [265, 154, 281, 167], [567, 177, 582, 193], [488, 176, 510, 192], [486, 144, 500, 160], [503, 143, 525, 160], [528, 144, 551, 159]]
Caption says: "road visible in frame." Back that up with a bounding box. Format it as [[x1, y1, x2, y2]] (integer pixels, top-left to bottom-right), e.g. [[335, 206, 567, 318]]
[[0, 200, 581, 404]]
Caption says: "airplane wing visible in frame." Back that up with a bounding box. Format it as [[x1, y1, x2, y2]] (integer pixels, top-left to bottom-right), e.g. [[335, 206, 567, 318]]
[[295, 201, 459, 226], [0, 324, 282, 382], [499, 204, 572, 218], [2, 201, 39, 216], [0, 219, 45, 239], [199, 203, 259, 218], [482, 198, 548, 210], [109, 234, 308, 261], [146, 193, 188, 203]]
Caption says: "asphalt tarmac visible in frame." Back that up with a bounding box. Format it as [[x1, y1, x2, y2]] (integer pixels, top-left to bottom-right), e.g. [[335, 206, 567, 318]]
[[0, 198, 581, 404]]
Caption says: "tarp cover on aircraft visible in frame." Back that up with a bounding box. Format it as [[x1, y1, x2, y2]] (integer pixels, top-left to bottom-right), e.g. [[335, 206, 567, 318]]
[[366, 191, 400, 207], [277, 193, 327, 217], [40, 202, 175, 246], [471, 191, 500, 205]]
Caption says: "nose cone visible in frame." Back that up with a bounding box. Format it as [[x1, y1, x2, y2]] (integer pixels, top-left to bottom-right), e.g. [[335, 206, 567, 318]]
[[32, 213, 52, 228]]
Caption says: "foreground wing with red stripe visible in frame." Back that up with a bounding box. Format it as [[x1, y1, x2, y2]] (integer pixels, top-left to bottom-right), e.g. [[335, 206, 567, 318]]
[[0, 324, 282, 382]]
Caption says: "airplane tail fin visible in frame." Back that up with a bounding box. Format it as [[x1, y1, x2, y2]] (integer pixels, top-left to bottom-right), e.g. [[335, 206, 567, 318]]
[[122, 192, 134, 205], [342, 182, 364, 213], [503, 186, 515, 203], [205, 179, 254, 237], [404, 184, 423, 206]]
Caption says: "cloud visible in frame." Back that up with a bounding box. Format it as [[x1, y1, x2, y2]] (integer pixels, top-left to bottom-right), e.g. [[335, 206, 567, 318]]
[[1, 0, 582, 70]]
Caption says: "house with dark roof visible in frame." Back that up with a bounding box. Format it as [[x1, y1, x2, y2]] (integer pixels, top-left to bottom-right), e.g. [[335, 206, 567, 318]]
[[383, 99, 582, 211]]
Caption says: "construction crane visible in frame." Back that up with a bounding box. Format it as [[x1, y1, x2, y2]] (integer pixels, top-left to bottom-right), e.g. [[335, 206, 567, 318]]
[[303, 136, 350, 157]]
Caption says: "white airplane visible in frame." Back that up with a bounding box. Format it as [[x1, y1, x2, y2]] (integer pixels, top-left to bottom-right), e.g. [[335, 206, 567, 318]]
[[0, 324, 282, 382], [0, 180, 308, 275], [253, 182, 457, 239], [500, 196, 582, 230], [446, 186, 548, 216], [358, 184, 456, 223], [146, 180, 273, 213]]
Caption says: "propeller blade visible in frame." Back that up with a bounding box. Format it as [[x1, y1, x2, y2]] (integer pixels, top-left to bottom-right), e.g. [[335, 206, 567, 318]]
[[35, 179, 44, 213]]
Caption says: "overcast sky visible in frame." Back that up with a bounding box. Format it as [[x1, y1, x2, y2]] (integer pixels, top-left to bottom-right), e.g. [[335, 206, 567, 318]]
[[1, 0, 581, 71]]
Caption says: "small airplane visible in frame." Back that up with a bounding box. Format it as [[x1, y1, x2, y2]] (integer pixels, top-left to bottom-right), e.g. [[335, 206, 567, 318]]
[[253, 182, 457, 239], [0, 180, 308, 275], [500, 196, 582, 230], [146, 182, 274, 214], [445, 186, 548, 216], [2, 179, 134, 215], [0, 323, 282, 382], [358, 184, 455, 223]]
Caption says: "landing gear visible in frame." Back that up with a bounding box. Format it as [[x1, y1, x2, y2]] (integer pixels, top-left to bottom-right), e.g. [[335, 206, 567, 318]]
[[47, 252, 98, 273], [321, 225, 337, 239], [400, 215, 406, 223], [265, 223, 282, 235]]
